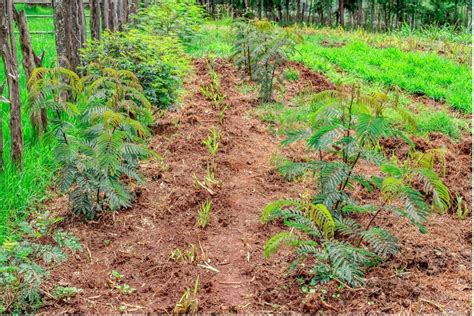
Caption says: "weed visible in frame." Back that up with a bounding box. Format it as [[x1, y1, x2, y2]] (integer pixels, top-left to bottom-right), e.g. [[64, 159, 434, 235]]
[[52, 286, 83, 302], [454, 196, 470, 220], [416, 110, 466, 139], [118, 304, 128, 312], [283, 68, 300, 81], [116, 283, 136, 295], [170, 244, 197, 263], [0, 214, 81, 313], [197, 200, 212, 228], [109, 270, 135, 295], [111, 270, 124, 281], [192, 167, 220, 195], [295, 37, 471, 112], [174, 276, 200, 314]]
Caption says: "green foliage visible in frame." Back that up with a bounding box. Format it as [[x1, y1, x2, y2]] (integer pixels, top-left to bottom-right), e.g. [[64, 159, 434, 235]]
[[52, 286, 83, 301], [263, 86, 451, 287], [200, 59, 226, 110], [197, 200, 212, 229], [454, 195, 470, 220], [29, 67, 156, 219], [186, 20, 234, 57], [283, 68, 300, 81], [416, 110, 466, 139], [134, 0, 205, 43], [296, 38, 472, 112], [174, 276, 200, 314], [202, 127, 221, 158], [263, 231, 298, 259], [232, 19, 301, 102], [0, 213, 81, 313], [81, 30, 189, 109]]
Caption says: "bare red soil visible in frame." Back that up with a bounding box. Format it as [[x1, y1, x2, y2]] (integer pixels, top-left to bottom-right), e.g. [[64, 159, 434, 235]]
[[39, 59, 471, 314]]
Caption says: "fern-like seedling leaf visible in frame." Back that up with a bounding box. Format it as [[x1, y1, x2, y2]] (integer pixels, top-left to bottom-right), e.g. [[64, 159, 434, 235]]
[[261, 199, 301, 223], [263, 232, 298, 259], [360, 227, 399, 257]]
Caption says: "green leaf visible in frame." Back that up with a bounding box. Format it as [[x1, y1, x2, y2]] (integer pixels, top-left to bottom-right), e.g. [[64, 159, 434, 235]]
[[263, 232, 298, 259]]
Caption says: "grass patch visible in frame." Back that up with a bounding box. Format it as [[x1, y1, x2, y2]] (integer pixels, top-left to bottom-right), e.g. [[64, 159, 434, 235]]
[[415, 110, 468, 139], [0, 7, 58, 242], [186, 19, 233, 57], [295, 38, 472, 113]]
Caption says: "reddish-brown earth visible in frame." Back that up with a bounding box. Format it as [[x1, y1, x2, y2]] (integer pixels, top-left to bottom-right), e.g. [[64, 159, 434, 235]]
[[39, 59, 471, 314]]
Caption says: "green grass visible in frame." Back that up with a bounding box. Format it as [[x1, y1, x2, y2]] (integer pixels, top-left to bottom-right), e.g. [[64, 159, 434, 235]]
[[295, 38, 472, 113], [186, 18, 233, 57], [0, 6, 59, 242]]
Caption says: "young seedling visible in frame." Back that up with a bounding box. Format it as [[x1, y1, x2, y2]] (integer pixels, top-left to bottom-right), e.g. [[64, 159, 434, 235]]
[[201, 60, 226, 110], [218, 104, 230, 125], [174, 276, 200, 314], [197, 200, 212, 228], [192, 166, 220, 195], [109, 270, 135, 295], [170, 244, 197, 264], [116, 283, 136, 295], [203, 127, 221, 158], [203, 127, 221, 174], [52, 286, 83, 302], [455, 195, 470, 220]]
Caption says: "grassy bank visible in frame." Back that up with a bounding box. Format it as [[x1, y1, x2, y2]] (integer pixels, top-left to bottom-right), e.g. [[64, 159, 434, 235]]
[[0, 6, 58, 242]]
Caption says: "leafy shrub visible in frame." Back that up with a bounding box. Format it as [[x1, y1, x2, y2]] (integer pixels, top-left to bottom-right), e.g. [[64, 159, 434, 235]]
[[232, 19, 300, 102], [262, 86, 450, 287], [0, 213, 81, 313], [29, 67, 157, 219], [81, 30, 189, 108], [134, 0, 204, 43]]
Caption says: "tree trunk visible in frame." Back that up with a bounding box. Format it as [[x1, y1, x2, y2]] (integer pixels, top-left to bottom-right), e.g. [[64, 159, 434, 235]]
[[102, 0, 110, 30], [370, 0, 375, 29], [110, 0, 119, 31], [296, 0, 301, 22], [91, 0, 101, 40], [338, 0, 344, 26], [301, 2, 306, 22], [54, 0, 70, 68], [277, 2, 283, 22], [12, 8, 35, 80], [13, 7, 47, 138], [117, 0, 125, 28], [0, 0, 23, 168]]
